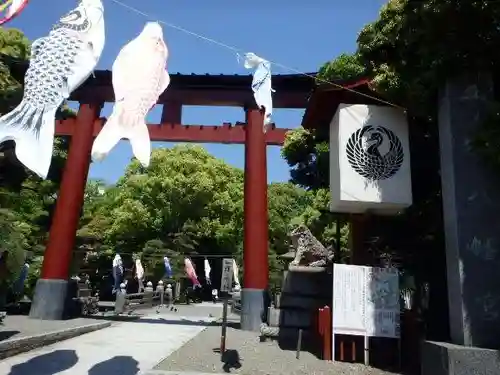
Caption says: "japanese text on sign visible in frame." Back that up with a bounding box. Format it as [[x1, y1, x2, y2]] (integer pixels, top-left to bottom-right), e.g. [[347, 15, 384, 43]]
[[332, 264, 400, 338], [220, 258, 234, 292]]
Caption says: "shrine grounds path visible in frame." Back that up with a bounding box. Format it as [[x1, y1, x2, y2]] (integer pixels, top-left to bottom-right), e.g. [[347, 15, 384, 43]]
[[0, 303, 401, 375], [0, 303, 221, 375], [155, 312, 401, 375]]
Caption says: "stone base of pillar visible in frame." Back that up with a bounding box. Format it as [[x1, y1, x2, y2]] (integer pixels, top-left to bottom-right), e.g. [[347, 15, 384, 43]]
[[29, 279, 68, 320], [421, 341, 500, 375], [240, 288, 265, 331]]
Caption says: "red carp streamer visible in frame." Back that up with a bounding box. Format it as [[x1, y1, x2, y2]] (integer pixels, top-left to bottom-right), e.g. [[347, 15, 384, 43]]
[[0, 0, 29, 25], [184, 258, 201, 287]]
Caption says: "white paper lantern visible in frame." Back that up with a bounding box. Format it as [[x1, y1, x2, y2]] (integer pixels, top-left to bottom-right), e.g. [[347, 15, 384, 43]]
[[329, 104, 412, 214]]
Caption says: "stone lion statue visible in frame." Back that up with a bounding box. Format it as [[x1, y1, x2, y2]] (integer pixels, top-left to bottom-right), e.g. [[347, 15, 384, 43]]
[[289, 225, 334, 267]]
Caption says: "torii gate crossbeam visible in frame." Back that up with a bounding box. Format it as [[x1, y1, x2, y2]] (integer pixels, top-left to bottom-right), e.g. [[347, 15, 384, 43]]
[[19, 69, 315, 332]]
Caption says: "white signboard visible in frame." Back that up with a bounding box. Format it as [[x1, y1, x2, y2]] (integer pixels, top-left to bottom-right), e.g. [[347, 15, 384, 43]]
[[329, 104, 412, 215], [220, 258, 234, 293], [332, 264, 400, 338]]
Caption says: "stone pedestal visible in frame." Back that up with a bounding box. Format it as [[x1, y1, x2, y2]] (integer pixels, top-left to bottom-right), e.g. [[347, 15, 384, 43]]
[[421, 73, 500, 373], [422, 341, 500, 375], [29, 279, 68, 320], [273, 266, 332, 347], [241, 288, 265, 331], [30, 104, 101, 320]]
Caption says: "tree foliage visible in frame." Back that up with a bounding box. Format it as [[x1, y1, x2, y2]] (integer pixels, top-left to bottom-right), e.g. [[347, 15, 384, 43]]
[[315, 0, 500, 114], [283, 0, 500, 234], [0, 28, 30, 113], [281, 0, 495, 339], [317, 53, 366, 83], [0, 208, 28, 286], [281, 127, 329, 190], [471, 102, 500, 171], [78, 146, 315, 285], [358, 0, 500, 113], [83, 145, 244, 254], [0, 27, 75, 291]]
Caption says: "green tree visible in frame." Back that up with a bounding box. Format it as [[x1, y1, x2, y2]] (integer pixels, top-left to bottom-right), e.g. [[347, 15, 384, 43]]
[[281, 127, 329, 190], [267, 182, 312, 254], [0, 208, 28, 284], [281, 0, 479, 339], [78, 146, 316, 287], [0, 28, 44, 288], [356, 0, 500, 114], [0, 27, 75, 292], [317, 53, 366, 84], [289, 189, 348, 251], [266, 182, 316, 285], [140, 239, 184, 281], [82, 145, 245, 259], [0, 27, 31, 114]]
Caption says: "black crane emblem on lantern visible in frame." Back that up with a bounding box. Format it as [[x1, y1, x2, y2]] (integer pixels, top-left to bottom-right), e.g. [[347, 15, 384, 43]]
[[346, 125, 404, 181]]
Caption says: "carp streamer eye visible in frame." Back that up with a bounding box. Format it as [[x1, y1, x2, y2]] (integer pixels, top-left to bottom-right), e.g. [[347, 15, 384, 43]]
[[0, 0, 29, 26]]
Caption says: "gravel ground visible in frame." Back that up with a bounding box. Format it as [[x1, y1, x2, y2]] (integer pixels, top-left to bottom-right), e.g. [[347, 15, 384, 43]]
[[155, 319, 401, 375]]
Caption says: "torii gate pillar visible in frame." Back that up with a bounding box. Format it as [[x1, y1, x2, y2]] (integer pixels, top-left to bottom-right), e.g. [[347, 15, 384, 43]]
[[240, 108, 269, 331], [29, 103, 102, 320]]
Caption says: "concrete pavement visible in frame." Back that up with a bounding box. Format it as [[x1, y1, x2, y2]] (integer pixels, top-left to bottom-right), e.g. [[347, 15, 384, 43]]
[[0, 306, 222, 375]]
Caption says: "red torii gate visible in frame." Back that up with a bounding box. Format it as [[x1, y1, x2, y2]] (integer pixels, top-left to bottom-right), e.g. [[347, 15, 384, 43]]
[[7, 56, 371, 330], [16, 68, 314, 331]]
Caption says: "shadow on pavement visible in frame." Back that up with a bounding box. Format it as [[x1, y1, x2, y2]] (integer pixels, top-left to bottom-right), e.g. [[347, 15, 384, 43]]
[[87, 315, 241, 329], [213, 348, 242, 373], [8, 349, 78, 375], [0, 330, 20, 341], [160, 317, 240, 329], [88, 356, 140, 375], [86, 314, 143, 322]]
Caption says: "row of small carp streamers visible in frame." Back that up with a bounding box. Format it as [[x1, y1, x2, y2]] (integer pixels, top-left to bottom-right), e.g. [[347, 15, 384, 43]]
[[113, 254, 241, 290]]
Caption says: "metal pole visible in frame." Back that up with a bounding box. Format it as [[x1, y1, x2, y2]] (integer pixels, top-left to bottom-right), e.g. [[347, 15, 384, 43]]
[[335, 217, 342, 263], [398, 337, 402, 371], [220, 297, 229, 358], [296, 329, 303, 359], [364, 335, 369, 365]]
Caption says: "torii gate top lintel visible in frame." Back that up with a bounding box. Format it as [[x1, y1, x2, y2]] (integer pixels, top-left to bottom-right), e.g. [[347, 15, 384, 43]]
[[4, 55, 316, 108], [3, 55, 320, 144], [72, 70, 316, 108]]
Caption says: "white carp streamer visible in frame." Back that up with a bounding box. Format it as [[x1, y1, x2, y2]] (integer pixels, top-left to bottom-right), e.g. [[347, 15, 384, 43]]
[[0, 0, 105, 178], [91, 22, 170, 167]]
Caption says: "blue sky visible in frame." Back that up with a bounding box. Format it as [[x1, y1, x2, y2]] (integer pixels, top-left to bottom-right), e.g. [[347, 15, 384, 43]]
[[8, 0, 386, 184]]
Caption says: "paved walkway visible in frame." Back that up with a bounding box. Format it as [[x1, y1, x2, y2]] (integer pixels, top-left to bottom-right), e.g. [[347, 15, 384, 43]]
[[0, 316, 109, 342], [0, 306, 222, 375]]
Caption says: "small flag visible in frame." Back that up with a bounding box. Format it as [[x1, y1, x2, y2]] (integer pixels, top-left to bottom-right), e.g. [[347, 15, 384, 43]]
[[204, 258, 211, 284], [232, 259, 241, 290], [135, 258, 144, 280], [164, 256, 173, 278], [12, 263, 29, 295], [243, 52, 274, 131], [112, 254, 124, 293], [184, 258, 201, 287]]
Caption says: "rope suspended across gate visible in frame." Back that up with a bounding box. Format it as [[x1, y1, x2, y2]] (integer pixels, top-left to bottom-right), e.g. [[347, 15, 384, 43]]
[[109, 0, 404, 110]]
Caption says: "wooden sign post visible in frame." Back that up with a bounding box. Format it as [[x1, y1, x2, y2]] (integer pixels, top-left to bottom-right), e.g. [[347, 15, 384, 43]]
[[219, 258, 234, 357], [332, 264, 400, 365], [220, 258, 234, 293]]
